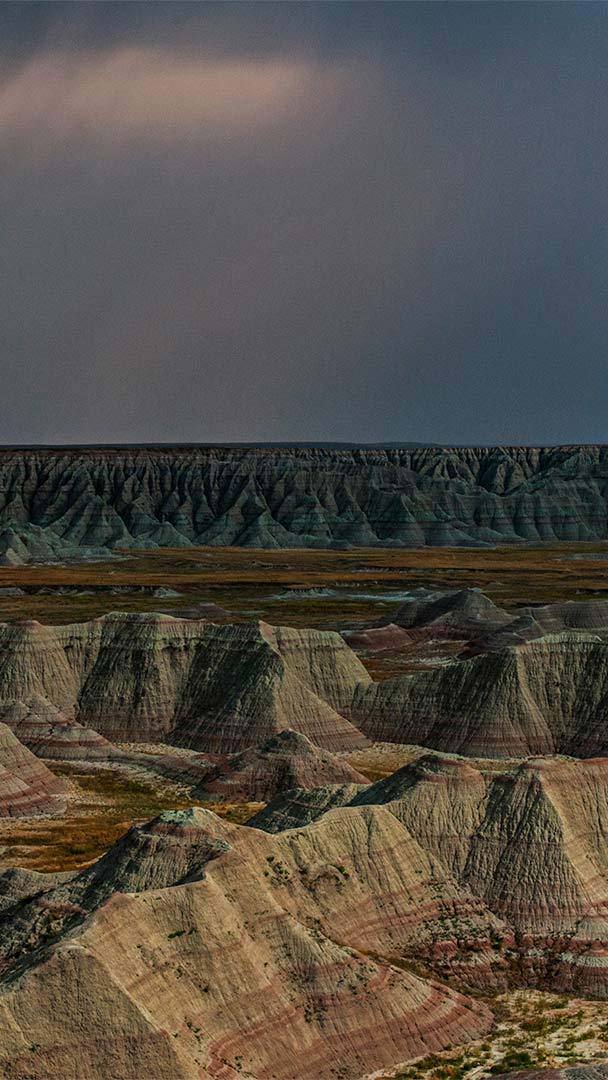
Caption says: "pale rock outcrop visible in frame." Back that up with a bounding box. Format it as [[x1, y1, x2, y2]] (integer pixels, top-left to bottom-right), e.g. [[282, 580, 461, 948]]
[[0, 805, 498, 1079], [0, 614, 370, 752], [0, 696, 116, 760]]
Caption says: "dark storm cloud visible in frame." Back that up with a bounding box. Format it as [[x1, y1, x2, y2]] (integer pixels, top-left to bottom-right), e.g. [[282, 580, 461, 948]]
[[1, 2, 608, 445]]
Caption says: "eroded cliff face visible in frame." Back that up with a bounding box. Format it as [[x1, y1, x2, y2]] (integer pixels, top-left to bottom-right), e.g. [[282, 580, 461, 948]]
[[6, 754, 608, 1078], [5, 614, 608, 760], [354, 633, 608, 757], [0, 443, 607, 559], [0, 806, 497, 1080], [251, 754, 608, 998], [0, 614, 370, 752]]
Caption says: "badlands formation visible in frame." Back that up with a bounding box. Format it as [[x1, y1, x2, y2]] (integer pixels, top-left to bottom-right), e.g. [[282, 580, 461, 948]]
[[0, 805, 498, 1080], [0, 444, 607, 562], [0, 614, 369, 751], [0, 595, 607, 760], [0, 722, 67, 818], [4, 568, 608, 1074], [253, 752, 608, 987]]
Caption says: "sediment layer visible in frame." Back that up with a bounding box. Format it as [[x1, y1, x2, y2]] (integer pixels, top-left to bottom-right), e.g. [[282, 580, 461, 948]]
[[0, 444, 607, 559]]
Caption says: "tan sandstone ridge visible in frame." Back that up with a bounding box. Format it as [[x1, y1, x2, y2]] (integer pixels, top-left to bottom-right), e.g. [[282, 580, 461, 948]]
[[0, 723, 67, 818], [195, 729, 369, 802], [252, 754, 608, 998], [353, 633, 608, 757], [0, 614, 369, 752], [0, 805, 497, 1080]]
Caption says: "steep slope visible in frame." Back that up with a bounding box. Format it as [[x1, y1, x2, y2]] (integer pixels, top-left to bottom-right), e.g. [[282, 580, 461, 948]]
[[0, 723, 67, 817], [353, 633, 608, 757], [196, 729, 369, 802], [252, 754, 608, 996], [0, 806, 498, 1080], [0, 444, 607, 557], [0, 614, 370, 752]]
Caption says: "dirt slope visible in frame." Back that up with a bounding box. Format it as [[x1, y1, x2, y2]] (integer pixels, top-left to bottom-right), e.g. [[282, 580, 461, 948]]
[[0, 805, 497, 1080], [0, 723, 67, 818]]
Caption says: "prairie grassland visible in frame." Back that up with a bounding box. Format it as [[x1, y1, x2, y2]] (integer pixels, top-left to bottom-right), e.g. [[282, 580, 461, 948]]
[[0, 542, 606, 626], [0, 764, 263, 873], [0, 766, 197, 872]]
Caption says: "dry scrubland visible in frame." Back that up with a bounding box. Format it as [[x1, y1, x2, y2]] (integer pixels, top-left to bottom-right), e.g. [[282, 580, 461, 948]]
[[0, 541, 607, 626], [383, 991, 608, 1080]]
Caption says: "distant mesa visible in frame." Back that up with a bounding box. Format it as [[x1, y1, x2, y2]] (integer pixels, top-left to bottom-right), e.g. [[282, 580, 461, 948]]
[[0, 444, 606, 560], [357, 586, 608, 655], [342, 622, 415, 650], [376, 586, 513, 635]]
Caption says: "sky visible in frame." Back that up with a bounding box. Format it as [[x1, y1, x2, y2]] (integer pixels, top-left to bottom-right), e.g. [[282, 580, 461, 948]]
[[1, 1, 608, 446]]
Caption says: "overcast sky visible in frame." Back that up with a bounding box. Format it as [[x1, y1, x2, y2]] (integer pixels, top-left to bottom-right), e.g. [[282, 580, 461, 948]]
[[1, 1, 608, 446]]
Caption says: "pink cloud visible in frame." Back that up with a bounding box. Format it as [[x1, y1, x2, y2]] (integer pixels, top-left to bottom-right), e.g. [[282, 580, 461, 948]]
[[0, 47, 350, 148]]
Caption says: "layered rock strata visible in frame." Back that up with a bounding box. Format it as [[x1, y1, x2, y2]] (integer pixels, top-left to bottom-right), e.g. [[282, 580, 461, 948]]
[[0, 723, 67, 817], [0, 444, 607, 559], [251, 754, 608, 997], [0, 614, 370, 752], [353, 633, 608, 757], [0, 805, 497, 1079]]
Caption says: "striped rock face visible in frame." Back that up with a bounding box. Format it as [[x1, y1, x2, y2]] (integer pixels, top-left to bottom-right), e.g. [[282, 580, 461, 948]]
[[0, 444, 608, 560], [0, 696, 116, 762], [253, 754, 608, 998], [0, 615, 370, 752], [353, 633, 608, 758], [0, 805, 497, 1080], [0, 723, 67, 818]]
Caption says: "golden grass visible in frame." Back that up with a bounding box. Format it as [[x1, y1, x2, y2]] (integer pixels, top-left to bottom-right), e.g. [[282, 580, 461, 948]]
[[0, 542, 607, 626], [0, 766, 198, 873]]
